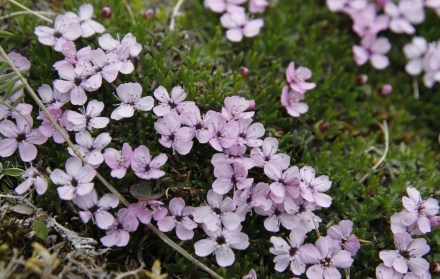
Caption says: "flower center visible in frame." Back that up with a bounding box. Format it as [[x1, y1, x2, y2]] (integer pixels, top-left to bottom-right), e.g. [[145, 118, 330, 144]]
[[216, 236, 226, 245], [401, 250, 411, 260], [71, 178, 78, 187], [289, 247, 298, 257], [321, 257, 332, 267], [74, 78, 82, 86], [175, 215, 183, 222], [213, 207, 222, 215], [54, 31, 62, 38], [16, 133, 26, 143]]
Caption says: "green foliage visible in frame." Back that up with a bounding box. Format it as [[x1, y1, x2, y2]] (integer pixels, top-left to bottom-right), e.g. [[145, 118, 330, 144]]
[[0, 0, 439, 278], [33, 220, 48, 242]]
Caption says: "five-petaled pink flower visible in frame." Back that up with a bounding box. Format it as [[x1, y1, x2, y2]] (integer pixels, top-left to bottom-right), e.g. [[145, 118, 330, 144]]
[[50, 156, 96, 200], [157, 198, 197, 240], [327, 220, 361, 256], [111, 82, 154, 120], [212, 162, 254, 194], [66, 99, 109, 131], [15, 166, 48, 195], [353, 35, 391, 70], [298, 166, 333, 208], [194, 226, 249, 267], [72, 189, 119, 229], [0, 115, 48, 162], [34, 15, 82, 52], [153, 85, 196, 117], [65, 4, 105, 38], [68, 131, 112, 166], [104, 143, 134, 179], [100, 208, 139, 247], [285, 62, 316, 94], [130, 145, 168, 180], [154, 111, 194, 155]]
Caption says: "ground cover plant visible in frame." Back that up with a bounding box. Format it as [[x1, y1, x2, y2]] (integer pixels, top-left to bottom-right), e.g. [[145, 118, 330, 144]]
[[0, 0, 439, 278]]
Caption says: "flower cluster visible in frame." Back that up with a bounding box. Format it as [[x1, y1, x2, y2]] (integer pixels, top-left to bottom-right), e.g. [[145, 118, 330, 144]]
[[204, 0, 267, 42], [281, 61, 316, 118], [376, 187, 439, 278], [327, 0, 440, 88]]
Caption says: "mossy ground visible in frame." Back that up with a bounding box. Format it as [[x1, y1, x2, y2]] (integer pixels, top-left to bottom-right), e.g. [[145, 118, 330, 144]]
[[0, 0, 439, 278]]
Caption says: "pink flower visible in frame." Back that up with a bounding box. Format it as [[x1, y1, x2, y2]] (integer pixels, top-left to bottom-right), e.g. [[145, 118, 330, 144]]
[[301, 236, 354, 279], [67, 131, 112, 166], [130, 145, 167, 180], [376, 263, 403, 279], [270, 228, 307, 275], [326, 0, 368, 14], [250, 137, 290, 169], [298, 166, 332, 208], [385, 0, 425, 34], [256, 203, 298, 232], [422, 41, 440, 88], [0, 51, 30, 72], [327, 220, 361, 256], [193, 190, 242, 231], [403, 37, 428, 76], [293, 197, 323, 232], [237, 119, 265, 147], [34, 15, 82, 51], [127, 200, 168, 224], [194, 226, 249, 267], [53, 42, 92, 70], [286, 62, 316, 94], [104, 143, 134, 179], [351, 4, 390, 37], [0, 115, 48, 162], [72, 189, 119, 229], [100, 208, 139, 247], [390, 212, 422, 236], [154, 111, 194, 155], [0, 92, 32, 121], [180, 108, 211, 144], [66, 99, 109, 131], [281, 86, 309, 117], [38, 108, 67, 144], [221, 96, 255, 121], [220, 11, 264, 42], [211, 144, 255, 169], [15, 166, 47, 195], [111, 82, 154, 120], [157, 198, 197, 240], [264, 164, 300, 204], [249, 0, 269, 13], [204, 0, 246, 13], [353, 35, 391, 70], [98, 33, 142, 74], [233, 182, 272, 219], [50, 157, 96, 200], [81, 48, 119, 86], [53, 63, 98, 105], [153, 85, 196, 117], [65, 4, 105, 38], [207, 113, 239, 151], [37, 84, 69, 109], [212, 162, 253, 194], [379, 232, 430, 275], [242, 269, 257, 279], [400, 187, 439, 234]]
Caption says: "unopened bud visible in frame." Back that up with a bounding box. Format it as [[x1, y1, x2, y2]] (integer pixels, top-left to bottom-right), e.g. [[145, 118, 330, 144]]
[[380, 84, 393, 96], [240, 67, 249, 78], [429, 216, 440, 229], [102, 7, 112, 19], [430, 262, 440, 275], [245, 100, 256, 112], [144, 9, 155, 19], [319, 121, 330, 133], [356, 74, 368, 85]]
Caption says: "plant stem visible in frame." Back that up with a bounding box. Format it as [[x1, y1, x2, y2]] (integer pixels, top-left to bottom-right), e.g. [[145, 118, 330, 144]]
[[0, 11, 56, 21], [122, 0, 136, 25], [7, 0, 53, 23], [0, 45, 223, 279], [170, 0, 185, 31]]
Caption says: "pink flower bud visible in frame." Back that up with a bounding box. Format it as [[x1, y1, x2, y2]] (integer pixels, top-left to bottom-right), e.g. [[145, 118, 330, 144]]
[[429, 216, 440, 229], [356, 74, 368, 85], [240, 67, 249, 78], [102, 7, 112, 19], [245, 100, 256, 112], [144, 9, 155, 19], [376, 0, 390, 7], [380, 84, 392, 96]]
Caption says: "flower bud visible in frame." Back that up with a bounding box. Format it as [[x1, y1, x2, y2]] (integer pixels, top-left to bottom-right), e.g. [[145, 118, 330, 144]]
[[144, 9, 155, 19], [240, 67, 249, 78], [102, 7, 112, 19], [356, 74, 368, 85], [379, 84, 392, 96]]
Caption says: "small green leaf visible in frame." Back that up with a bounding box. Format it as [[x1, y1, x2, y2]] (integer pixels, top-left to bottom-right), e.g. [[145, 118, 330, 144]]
[[0, 30, 14, 38], [33, 220, 48, 241], [3, 168, 23, 177]]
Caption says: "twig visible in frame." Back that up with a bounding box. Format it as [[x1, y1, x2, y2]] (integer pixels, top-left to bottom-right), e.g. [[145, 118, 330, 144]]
[[0, 11, 56, 21], [122, 0, 136, 25], [169, 0, 185, 31], [7, 0, 53, 24], [0, 45, 223, 279], [360, 121, 389, 183]]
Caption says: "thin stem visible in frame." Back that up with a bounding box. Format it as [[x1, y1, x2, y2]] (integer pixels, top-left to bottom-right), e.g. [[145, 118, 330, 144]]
[[0, 45, 223, 279], [413, 76, 420, 99], [122, 0, 136, 25], [360, 120, 389, 183], [7, 0, 53, 23], [0, 11, 56, 21], [170, 0, 185, 31]]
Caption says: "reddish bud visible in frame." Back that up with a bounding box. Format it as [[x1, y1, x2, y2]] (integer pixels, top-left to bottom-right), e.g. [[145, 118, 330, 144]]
[[356, 74, 368, 85], [102, 7, 112, 19], [429, 216, 440, 229], [380, 84, 393, 96], [240, 67, 249, 78], [319, 121, 330, 133], [430, 263, 440, 275], [245, 100, 256, 112], [144, 9, 155, 19]]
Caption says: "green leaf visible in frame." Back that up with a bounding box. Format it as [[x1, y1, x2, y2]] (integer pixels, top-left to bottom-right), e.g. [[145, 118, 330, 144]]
[[33, 220, 48, 241], [0, 72, 16, 83], [0, 30, 14, 38], [3, 168, 23, 177]]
